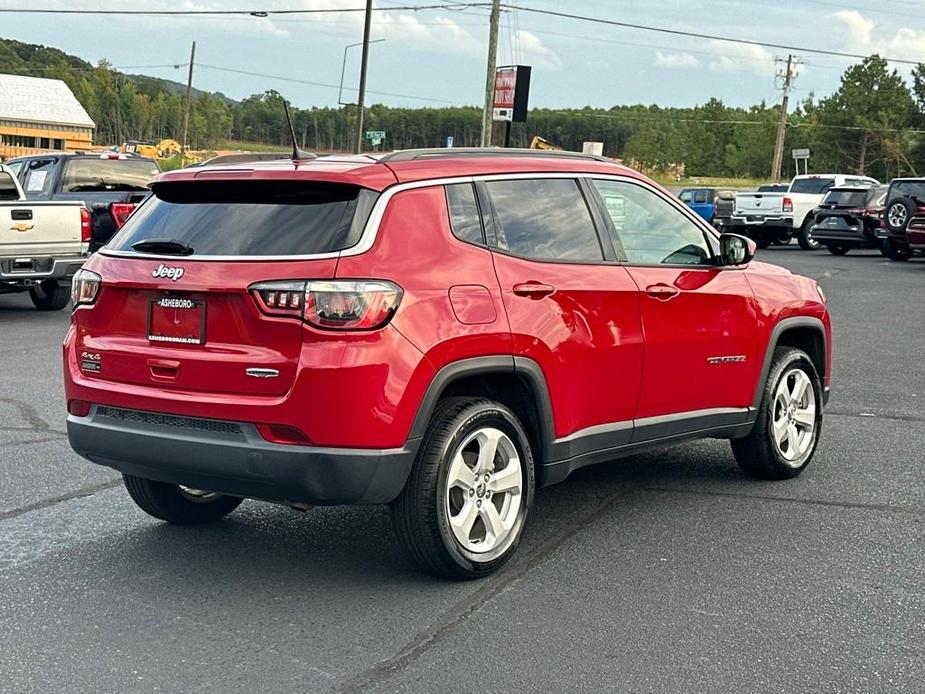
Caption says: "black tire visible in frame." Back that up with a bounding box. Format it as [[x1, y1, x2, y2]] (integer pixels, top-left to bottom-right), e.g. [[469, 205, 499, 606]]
[[29, 280, 70, 311], [826, 243, 849, 256], [797, 218, 820, 250], [390, 397, 535, 580], [123, 474, 243, 524], [731, 347, 822, 480], [885, 198, 915, 234], [755, 238, 772, 249], [883, 237, 912, 262]]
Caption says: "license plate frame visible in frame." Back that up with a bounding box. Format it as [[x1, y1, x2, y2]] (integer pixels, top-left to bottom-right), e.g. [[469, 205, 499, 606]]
[[147, 296, 207, 346]]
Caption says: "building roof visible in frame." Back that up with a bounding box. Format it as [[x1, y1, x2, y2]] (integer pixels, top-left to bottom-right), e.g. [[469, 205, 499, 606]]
[[0, 73, 95, 129]]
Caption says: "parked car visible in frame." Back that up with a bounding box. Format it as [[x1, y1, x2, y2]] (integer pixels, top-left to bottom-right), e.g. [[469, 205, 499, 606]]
[[712, 189, 736, 230], [880, 177, 925, 261], [0, 164, 89, 310], [727, 174, 880, 249], [678, 187, 716, 222], [809, 185, 887, 255], [5, 152, 158, 252], [64, 148, 831, 579]]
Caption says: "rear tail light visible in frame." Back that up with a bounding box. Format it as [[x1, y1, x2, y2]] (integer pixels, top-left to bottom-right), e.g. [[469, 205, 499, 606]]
[[71, 268, 101, 306], [251, 280, 403, 330], [109, 202, 136, 230], [80, 207, 91, 243], [782, 197, 793, 213]]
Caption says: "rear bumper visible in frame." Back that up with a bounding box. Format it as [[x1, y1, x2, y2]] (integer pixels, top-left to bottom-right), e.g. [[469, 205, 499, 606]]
[[809, 225, 876, 246], [0, 255, 85, 283], [728, 215, 794, 227], [67, 406, 420, 505]]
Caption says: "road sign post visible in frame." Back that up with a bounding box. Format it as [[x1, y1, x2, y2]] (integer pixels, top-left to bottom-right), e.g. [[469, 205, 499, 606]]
[[366, 130, 386, 150], [792, 147, 810, 176]]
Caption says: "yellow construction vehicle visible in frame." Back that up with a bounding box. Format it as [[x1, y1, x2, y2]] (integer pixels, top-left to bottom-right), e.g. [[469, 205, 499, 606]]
[[529, 136, 562, 151], [120, 139, 184, 158]]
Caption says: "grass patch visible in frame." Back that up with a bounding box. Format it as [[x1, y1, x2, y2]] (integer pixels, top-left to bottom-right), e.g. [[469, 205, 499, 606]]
[[221, 140, 289, 153], [652, 176, 772, 189]]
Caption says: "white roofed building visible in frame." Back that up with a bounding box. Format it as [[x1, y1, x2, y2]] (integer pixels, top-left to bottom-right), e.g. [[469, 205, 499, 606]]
[[0, 73, 95, 160]]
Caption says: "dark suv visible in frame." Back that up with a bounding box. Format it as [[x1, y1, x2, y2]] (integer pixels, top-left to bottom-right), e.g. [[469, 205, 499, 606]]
[[64, 149, 831, 578], [810, 185, 887, 255], [881, 177, 925, 261]]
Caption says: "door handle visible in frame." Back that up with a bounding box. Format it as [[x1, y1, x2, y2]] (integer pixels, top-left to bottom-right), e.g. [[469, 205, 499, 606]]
[[513, 282, 555, 298], [645, 283, 680, 301]]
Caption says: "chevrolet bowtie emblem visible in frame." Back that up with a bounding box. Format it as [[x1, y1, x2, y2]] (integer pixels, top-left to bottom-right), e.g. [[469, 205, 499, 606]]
[[10, 222, 34, 232]]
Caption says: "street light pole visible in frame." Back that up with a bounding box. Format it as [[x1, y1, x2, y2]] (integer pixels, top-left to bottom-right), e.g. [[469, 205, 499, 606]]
[[339, 39, 385, 106], [354, 0, 374, 154]]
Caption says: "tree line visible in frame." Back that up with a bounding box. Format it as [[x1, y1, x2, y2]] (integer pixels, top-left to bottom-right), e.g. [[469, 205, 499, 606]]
[[2, 37, 925, 181]]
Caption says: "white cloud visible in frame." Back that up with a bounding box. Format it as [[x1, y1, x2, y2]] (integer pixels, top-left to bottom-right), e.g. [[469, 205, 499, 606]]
[[833, 10, 925, 64], [705, 41, 775, 77], [655, 51, 701, 70], [514, 30, 562, 70]]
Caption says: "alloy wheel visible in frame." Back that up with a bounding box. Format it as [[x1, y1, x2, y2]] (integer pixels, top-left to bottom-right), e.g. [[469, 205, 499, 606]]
[[771, 368, 817, 465], [444, 427, 523, 554], [888, 204, 908, 228]]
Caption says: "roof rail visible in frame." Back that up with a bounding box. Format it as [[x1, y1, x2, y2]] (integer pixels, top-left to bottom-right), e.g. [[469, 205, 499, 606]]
[[377, 147, 615, 164]]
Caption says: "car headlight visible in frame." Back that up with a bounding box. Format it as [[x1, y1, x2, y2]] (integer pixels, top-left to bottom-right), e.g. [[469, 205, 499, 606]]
[[71, 269, 102, 306]]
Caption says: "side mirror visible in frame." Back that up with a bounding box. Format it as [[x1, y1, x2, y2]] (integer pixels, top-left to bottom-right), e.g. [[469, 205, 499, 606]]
[[720, 233, 756, 266]]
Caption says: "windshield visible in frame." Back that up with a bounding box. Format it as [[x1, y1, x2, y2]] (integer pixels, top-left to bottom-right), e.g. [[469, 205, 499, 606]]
[[61, 158, 159, 193], [790, 177, 836, 195], [108, 180, 378, 256]]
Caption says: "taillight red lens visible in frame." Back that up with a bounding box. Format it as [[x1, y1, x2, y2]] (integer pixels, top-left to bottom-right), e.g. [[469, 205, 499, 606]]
[[80, 207, 91, 242], [68, 400, 91, 417], [256, 423, 312, 445], [110, 203, 136, 230], [250, 280, 402, 330], [782, 197, 793, 213]]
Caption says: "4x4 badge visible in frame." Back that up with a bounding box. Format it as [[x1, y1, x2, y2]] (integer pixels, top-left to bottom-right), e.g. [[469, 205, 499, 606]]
[[152, 263, 185, 281]]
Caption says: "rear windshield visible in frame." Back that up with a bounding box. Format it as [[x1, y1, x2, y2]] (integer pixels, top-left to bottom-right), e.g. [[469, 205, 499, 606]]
[[820, 189, 868, 208], [108, 180, 378, 256], [790, 177, 836, 195], [61, 158, 159, 193]]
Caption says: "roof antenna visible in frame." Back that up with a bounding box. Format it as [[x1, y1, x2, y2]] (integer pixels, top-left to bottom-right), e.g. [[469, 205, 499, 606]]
[[282, 98, 316, 162]]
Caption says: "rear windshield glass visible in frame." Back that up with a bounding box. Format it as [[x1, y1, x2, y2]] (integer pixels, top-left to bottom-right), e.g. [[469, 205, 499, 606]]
[[61, 158, 159, 193], [820, 189, 868, 208], [108, 180, 378, 256], [790, 177, 835, 195]]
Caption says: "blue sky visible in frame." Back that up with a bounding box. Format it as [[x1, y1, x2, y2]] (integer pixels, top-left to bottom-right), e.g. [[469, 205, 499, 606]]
[[1, 0, 924, 109]]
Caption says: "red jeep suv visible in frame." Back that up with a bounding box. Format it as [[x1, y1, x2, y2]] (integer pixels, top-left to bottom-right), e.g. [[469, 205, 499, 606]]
[[64, 149, 831, 578]]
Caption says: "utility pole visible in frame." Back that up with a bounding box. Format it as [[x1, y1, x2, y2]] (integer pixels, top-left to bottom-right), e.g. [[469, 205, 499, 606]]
[[479, 0, 501, 148], [354, 0, 373, 154], [180, 41, 196, 163], [771, 54, 799, 181]]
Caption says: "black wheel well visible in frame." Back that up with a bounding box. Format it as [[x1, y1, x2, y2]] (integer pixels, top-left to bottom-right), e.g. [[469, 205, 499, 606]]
[[438, 373, 546, 465], [776, 326, 826, 381]]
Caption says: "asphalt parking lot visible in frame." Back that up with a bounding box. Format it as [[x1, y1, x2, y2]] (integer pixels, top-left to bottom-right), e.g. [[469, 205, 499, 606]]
[[1, 247, 922, 693]]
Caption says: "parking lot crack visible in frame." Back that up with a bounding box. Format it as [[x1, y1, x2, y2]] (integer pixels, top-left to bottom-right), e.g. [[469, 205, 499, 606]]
[[330, 488, 631, 694], [0, 396, 60, 433], [0, 479, 122, 521], [640, 486, 925, 517]]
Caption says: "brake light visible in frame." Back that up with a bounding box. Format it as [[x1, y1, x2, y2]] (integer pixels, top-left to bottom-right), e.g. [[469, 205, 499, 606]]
[[110, 202, 136, 230], [80, 207, 91, 242], [782, 197, 793, 213], [71, 268, 101, 306], [250, 279, 403, 330]]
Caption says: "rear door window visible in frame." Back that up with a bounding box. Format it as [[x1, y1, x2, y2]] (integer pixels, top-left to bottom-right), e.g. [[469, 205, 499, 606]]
[[693, 190, 708, 203], [21, 159, 56, 195], [62, 158, 158, 193], [790, 177, 836, 194], [484, 178, 604, 261], [108, 180, 378, 257], [445, 183, 485, 245]]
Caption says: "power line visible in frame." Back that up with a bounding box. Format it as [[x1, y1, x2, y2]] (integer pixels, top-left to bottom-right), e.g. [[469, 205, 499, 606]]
[[504, 4, 925, 66], [196, 63, 461, 104], [0, 3, 491, 16]]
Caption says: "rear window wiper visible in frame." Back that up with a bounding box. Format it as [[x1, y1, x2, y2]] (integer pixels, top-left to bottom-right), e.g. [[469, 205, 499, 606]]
[[132, 238, 194, 256]]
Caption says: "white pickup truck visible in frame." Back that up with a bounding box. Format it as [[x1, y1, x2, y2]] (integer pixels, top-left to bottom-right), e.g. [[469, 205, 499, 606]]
[[0, 164, 89, 310], [728, 173, 880, 249]]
